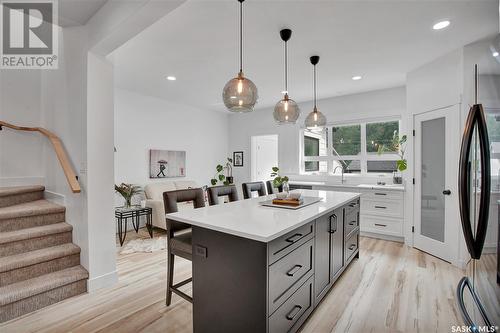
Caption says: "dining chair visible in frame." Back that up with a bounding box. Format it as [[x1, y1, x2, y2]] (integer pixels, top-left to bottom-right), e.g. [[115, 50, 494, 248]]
[[266, 180, 283, 195], [163, 188, 205, 306], [207, 185, 239, 206], [242, 181, 267, 199]]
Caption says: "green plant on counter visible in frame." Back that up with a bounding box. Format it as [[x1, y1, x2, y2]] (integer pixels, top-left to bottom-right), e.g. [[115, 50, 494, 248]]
[[377, 131, 407, 171], [271, 167, 289, 188], [115, 183, 142, 207], [211, 158, 233, 186]]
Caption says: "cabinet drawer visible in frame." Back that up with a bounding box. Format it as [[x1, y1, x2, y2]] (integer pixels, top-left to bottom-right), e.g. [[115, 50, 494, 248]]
[[269, 238, 314, 314], [268, 222, 314, 264], [344, 210, 359, 238], [363, 190, 403, 201], [360, 215, 403, 237], [344, 198, 360, 216], [269, 276, 314, 333], [344, 230, 359, 263], [361, 199, 403, 218]]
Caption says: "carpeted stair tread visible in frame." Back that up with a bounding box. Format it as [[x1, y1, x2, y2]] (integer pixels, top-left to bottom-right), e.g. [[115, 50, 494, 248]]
[[0, 243, 80, 273], [0, 223, 72, 245], [0, 265, 88, 306], [0, 186, 45, 198], [0, 200, 65, 221]]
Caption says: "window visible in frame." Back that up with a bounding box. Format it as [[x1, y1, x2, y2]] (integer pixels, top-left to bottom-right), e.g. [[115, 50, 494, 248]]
[[366, 121, 399, 153], [301, 119, 401, 175], [367, 160, 397, 173], [332, 125, 361, 156], [303, 129, 328, 173]]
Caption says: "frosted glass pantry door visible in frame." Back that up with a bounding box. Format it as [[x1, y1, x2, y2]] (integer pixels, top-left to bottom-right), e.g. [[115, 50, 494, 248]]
[[414, 105, 460, 262]]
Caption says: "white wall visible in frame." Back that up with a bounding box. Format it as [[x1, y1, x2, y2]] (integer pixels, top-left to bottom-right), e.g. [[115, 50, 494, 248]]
[[114, 89, 229, 192], [86, 53, 118, 290], [228, 86, 407, 185], [0, 70, 44, 185], [406, 48, 464, 267]]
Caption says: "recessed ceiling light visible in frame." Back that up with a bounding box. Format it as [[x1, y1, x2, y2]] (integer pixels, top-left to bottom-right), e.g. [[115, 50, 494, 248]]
[[433, 20, 450, 30], [352, 76, 362, 81], [493, 51, 499, 57], [166, 76, 176, 81]]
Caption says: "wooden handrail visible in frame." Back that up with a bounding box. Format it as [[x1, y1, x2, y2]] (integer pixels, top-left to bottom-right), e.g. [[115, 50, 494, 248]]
[[0, 121, 81, 193]]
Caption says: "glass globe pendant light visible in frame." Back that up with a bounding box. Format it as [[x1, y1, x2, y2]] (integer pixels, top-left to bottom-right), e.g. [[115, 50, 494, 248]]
[[305, 55, 327, 129], [273, 29, 300, 124], [222, 0, 258, 113]]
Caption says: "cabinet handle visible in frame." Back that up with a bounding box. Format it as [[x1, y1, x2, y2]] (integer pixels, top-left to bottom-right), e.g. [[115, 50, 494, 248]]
[[349, 203, 357, 207], [285, 233, 303, 243], [286, 305, 303, 321], [374, 192, 387, 196], [374, 223, 387, 227], [286, 264, 303, 277], [329, 214, 337, 234], [348, 221, 356, 226], [374, 206, 387, 209], [348, 244, 356, 250]]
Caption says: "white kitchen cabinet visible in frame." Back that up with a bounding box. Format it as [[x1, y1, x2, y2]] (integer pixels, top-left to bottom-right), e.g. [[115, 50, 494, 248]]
[[290, 182, 405, 240]]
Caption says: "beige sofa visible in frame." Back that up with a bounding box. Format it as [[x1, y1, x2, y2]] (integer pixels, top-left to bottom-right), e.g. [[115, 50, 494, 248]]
[[144, 180, 200, 230]]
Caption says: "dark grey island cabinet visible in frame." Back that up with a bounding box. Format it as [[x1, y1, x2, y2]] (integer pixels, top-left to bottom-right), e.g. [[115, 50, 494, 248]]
[[167, 190, 361, 333]]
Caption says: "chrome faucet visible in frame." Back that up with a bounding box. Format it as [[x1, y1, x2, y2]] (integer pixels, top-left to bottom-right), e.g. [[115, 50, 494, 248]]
[[333, 166, 345, 184]]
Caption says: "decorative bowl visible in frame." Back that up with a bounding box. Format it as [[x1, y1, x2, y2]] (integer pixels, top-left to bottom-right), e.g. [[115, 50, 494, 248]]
[[276, 193, 287, 199]]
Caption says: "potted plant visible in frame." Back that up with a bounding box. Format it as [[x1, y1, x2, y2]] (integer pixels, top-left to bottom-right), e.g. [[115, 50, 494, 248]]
[[115, 183, 143, 208], [377, 131, 407, 184], [210, 158, 234, 186], [271, 167, 290, 194]]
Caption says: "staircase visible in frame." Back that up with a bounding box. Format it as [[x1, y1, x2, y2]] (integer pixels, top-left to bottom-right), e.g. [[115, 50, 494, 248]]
[[0, 186, 88, 323]]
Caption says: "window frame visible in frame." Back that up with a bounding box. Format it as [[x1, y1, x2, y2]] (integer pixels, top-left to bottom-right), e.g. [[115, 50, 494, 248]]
[[300, 117, 402, 176]]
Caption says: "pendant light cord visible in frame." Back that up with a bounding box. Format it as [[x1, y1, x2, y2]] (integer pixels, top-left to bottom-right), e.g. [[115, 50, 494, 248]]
[[313, 64, 317, 110], [284, 41, 288, 92], [239, 0, 243, 73], [474, 64, 478, 105]]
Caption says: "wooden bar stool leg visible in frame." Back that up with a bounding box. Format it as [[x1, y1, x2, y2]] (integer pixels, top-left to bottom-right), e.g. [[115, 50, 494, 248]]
[[166, 251, 175, 306]]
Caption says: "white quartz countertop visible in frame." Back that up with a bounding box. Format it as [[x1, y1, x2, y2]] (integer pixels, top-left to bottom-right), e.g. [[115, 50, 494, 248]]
[[289, 181, 405, 192], [166, 189, 360, 243]]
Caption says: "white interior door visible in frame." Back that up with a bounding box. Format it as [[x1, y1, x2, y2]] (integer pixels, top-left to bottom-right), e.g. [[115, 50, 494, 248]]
[[414, 106, 460, 263], [251, 135, 278, 182]]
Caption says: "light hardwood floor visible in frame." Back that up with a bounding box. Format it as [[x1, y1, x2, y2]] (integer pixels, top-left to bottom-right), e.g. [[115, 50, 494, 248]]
[[1, 228, 465, 333]]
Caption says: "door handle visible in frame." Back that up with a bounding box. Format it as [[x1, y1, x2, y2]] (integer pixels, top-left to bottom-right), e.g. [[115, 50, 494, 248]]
[[286, 264, 303, 277], [457, 277, 493, 329], [285, 305, 303, 321], [442, 189, 451, 195], [348, 244, 356, 250], [459, 103, 491, 259]]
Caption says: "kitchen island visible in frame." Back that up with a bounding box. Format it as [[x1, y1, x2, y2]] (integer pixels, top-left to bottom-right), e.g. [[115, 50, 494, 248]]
[[167, 189, 361, 333]]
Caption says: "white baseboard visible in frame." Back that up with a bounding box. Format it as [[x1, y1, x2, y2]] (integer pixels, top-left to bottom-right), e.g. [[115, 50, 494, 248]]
[[44, 190, 66, 206], [87, 270, 118, 292], [360, 231, 405, 243], [0, 176, 45, 187]]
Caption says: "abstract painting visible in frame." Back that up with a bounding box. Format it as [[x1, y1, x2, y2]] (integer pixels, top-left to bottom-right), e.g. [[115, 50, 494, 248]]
[[149, 150, 186, 178]]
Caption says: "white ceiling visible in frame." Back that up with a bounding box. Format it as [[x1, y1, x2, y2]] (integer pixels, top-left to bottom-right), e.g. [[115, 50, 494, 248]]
[[110, 0, 499, 112], [59, 0, 107, 27]]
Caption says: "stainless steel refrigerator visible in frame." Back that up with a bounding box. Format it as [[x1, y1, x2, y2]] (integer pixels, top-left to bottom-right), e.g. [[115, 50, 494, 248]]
[[457, 62, 500, 331]]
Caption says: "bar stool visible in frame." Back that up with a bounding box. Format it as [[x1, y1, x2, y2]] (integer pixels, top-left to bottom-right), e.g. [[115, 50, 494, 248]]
[[163, 188, 205, 306], [242, 181, 267, 199], [207, 185, 239, 206], [266, 180, 283, 195]]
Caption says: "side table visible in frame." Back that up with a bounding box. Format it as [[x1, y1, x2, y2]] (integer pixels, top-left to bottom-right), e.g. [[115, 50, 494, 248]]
[[115, 206, 153, 246]]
